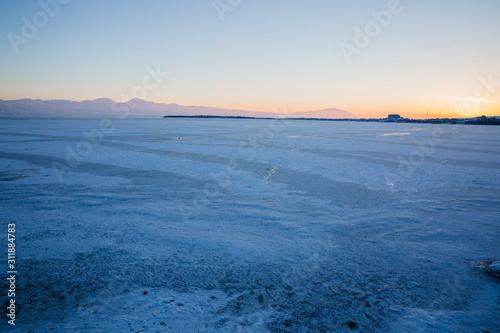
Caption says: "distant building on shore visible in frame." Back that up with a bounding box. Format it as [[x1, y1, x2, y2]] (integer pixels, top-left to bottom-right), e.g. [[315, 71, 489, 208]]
[[387, 114, 402, 120]]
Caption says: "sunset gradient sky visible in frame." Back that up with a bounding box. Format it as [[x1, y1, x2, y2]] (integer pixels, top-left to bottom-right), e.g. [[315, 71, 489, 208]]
[[1, 0, 499, 118]]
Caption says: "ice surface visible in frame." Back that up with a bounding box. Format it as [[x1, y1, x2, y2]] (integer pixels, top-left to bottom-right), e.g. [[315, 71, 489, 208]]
[[0, 119, 499, 332]]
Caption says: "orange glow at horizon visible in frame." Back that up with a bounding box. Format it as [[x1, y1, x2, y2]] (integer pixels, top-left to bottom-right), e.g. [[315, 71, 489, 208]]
[[150, 98, 500, 119]]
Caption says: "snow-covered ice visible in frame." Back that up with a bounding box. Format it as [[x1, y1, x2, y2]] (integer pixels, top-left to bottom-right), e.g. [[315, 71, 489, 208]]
[[0, 119, 499, 332]]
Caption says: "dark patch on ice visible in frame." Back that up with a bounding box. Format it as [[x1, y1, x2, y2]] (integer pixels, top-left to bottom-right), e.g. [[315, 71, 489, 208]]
[[344, 320, 359, 329], [0, 170, 30, 181], [0, 150, 202, 190], [271, 168, 390, 208]]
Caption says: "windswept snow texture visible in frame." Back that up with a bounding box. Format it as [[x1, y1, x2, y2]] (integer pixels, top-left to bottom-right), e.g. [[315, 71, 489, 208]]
[[0, 119, 499, 332]]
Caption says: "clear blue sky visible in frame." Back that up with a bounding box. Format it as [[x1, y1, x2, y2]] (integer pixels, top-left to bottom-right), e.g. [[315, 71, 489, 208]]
[[1, 0, 499, 118]]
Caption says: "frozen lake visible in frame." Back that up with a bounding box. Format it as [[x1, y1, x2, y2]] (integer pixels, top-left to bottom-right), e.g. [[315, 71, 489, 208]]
[[1, 119, 499, 332]]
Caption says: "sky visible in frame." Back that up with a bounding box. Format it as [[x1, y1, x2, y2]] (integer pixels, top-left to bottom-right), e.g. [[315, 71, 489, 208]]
[[0, 0, 499, 119]]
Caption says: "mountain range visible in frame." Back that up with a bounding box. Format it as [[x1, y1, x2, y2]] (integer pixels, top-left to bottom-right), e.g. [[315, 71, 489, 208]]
[[0, 98, 357, 119]]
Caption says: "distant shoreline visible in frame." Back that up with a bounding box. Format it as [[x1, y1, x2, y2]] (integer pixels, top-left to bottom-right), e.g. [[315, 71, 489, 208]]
[[163, 115, 500, 125]]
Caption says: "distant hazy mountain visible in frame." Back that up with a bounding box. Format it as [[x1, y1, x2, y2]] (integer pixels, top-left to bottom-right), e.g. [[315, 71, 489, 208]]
[[0, 98, 357, 119]]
